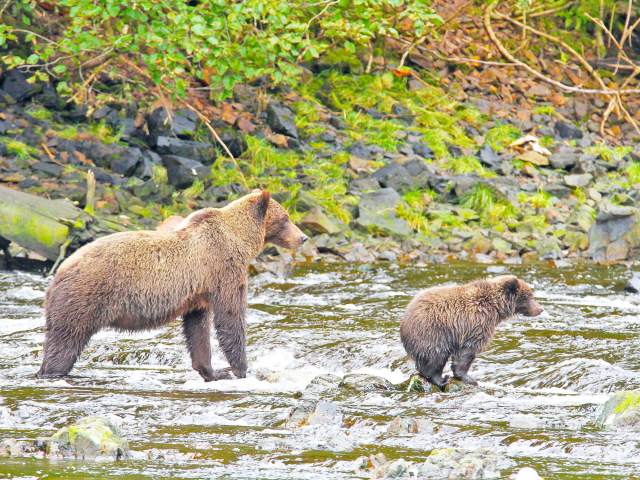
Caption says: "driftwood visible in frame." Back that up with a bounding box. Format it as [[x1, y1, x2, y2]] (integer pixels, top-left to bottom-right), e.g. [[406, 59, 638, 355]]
[[0, 185, 90, 262]]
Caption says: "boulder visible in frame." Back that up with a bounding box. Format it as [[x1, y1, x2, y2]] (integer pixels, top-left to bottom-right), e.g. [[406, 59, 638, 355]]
[[339, 373, 394, 392], [155, 136, 216, 164], [478, 144, 501, 170], [596, 391, 640, 430], [147, 107, 198, 144], [266, 102, 298, 139], [284, 400, 342, 428], [386, 416, 435, 435], [549, 148, 579, 170], [624, 272, 640, 294], [554, 120, 583, 139], [356, 188, 412, 237], [563, 173, 592, 188], [588, 204, 640, 262], [300, 207, 341, 235], [161, 155, 209, 188], [110, 147, 144, 176], [2, 70, 42, 103], [48, 416, 129, 460], [372, 164, 414, 192]]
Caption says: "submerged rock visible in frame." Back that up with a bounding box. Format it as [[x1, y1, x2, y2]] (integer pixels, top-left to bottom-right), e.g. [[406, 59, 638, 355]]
[[363, 448, 507, 479], [340, 373, 394, 392], [624, 272, 640, 294], [511, 467, 542, 480], [386, 416, 435, 435], [49, 416, 129, 460], [284, 400, 342, 428], [397, 374, 466, 393], [596, 391, 640, 430]]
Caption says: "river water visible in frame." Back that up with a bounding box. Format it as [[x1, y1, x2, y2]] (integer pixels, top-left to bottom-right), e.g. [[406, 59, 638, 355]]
[[0, 262, 639, 479]]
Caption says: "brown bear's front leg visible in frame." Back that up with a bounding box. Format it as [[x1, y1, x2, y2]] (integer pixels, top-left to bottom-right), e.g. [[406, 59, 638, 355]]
[[213, 282, 248, 379], [183, 309, 232, 382]]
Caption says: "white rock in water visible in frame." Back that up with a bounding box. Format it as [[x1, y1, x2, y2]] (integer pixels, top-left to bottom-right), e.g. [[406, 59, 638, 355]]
[[512, 467, 542, 480]]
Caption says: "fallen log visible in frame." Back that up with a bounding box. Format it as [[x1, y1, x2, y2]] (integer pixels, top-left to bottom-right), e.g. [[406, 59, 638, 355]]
[[0, 185, 91, 262]]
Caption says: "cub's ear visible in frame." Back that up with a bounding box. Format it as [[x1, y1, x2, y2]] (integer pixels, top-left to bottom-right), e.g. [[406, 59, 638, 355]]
[[503, 276, 519, 296], [256, 190, 270, 220]]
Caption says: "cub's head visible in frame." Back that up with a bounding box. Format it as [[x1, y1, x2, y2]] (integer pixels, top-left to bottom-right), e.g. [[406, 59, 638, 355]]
[[495, 275, 544, 317], [253, 190, 307, 249]]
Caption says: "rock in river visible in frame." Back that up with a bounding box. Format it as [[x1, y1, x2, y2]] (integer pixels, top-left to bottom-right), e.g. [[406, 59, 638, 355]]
[[596, 391, 640, 430], [49, 416, 129, 460], [588, 204, 640, 262]]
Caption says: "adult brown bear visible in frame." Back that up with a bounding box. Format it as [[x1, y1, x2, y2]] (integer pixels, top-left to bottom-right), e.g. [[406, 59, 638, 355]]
[[37, 190, 307, 381]]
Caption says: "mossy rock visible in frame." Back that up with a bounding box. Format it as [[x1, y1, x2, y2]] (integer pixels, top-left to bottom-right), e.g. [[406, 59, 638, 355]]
[[596, 391, 640, 430], [49, 416, 129, 460]]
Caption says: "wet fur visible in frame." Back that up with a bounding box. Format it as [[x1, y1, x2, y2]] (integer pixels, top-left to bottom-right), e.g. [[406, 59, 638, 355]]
[[400, 276, 543, 389], [38, 191, 306, 381]]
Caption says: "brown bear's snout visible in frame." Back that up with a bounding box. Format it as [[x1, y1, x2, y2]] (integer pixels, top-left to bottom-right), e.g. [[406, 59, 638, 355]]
[[525, 299, 544, 317]]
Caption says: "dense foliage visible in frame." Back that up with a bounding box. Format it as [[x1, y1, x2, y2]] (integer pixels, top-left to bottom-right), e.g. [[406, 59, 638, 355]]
[[0, 0, 441, 99]]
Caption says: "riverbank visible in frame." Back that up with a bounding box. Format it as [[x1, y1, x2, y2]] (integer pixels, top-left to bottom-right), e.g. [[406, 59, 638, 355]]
[[1, 63, 639, 272]]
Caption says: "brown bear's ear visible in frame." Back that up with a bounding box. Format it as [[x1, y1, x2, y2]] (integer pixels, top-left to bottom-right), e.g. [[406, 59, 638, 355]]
[[503, 276, 519, 297], [256, 190, 270, 220]]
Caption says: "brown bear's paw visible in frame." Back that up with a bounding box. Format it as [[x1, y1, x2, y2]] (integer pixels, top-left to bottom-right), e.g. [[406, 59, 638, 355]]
[[200, 367, 234, 382]]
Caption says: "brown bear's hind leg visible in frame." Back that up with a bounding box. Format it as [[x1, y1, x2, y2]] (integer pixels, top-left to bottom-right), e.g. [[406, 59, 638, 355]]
[[416, 352, 450, 390], [183, 309, 232, 381], [37, 324, 95, 378], [451, 348, 478, 385]]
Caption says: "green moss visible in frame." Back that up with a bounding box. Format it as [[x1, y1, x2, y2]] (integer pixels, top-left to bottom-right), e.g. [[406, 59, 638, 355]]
[[182, 179, 205, 200], [403, 189, 434, 210], [533, 105, 556, 116], [484, 124, 522, 152], [626, 162, 640, 184], [396, 203, 430, 234], [56, 125, 80, 140], [612, 392, 640, 414], [587, 144, 632, 163], [443, 155, 492, 177], [461, 183, 518, 228], [344, 112, 401, 151], [26, 106, 53, 121], [518, 190, 553, 209], [0, 137, 39, 160]]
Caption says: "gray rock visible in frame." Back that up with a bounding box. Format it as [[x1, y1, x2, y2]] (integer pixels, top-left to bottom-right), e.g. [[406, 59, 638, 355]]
[[220, 130, 248, 157], [349, 176, 381, 193], [410, 141, 434, 159], [133, 151, 162, 180], [554, 120, 583, 139], [386, 416, 435, 435], [536, 237, 562, 260], [550, 149, 579, 170], [544, 183, 572, 198], [300, 207, 341, 235], [161, 155, 209, 188], [356, 188, 412, 237], [349, 141, 383, 160], [588, 204, 640, 262], [478, 144, 501, 170], [2, 70, 42, 103], [340, 373, 394, 391], [155, 136, 216, 164], [596, 391, 640, 430], [266, 102, 298, 139], [372, 164, 413, 192], [48, 416, 129, 460], [147, 107, 198, 143], [563, 173, 592, 188], [625, 272, 640, 294], [33, 161, 63, 177], [284, 400, 342, 428], [111, 147, 143, 176]]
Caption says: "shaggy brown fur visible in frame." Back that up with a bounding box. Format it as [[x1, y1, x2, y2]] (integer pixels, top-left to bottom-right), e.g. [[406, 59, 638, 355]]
[[37, 190, 307, 381], [400, 275, 543, 389]]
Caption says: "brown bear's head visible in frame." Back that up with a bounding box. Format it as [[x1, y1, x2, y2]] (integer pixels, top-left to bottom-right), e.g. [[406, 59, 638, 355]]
[[254, 190, 307, 249], [496, 275, 544, 317]]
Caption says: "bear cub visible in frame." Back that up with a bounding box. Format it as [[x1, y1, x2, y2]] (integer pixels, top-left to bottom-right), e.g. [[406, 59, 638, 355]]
[[400, 275, 543, 389]]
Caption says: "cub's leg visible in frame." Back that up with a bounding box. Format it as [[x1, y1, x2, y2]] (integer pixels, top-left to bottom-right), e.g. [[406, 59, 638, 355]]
[[451, 347, 478, 385], [37, 322, 95, 378], [415, 352, 450, 390], [183, 309, 232, 381]]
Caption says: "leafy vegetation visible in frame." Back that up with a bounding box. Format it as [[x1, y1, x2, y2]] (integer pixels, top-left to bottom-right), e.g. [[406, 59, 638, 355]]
[[1, 0, 441, 100]]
